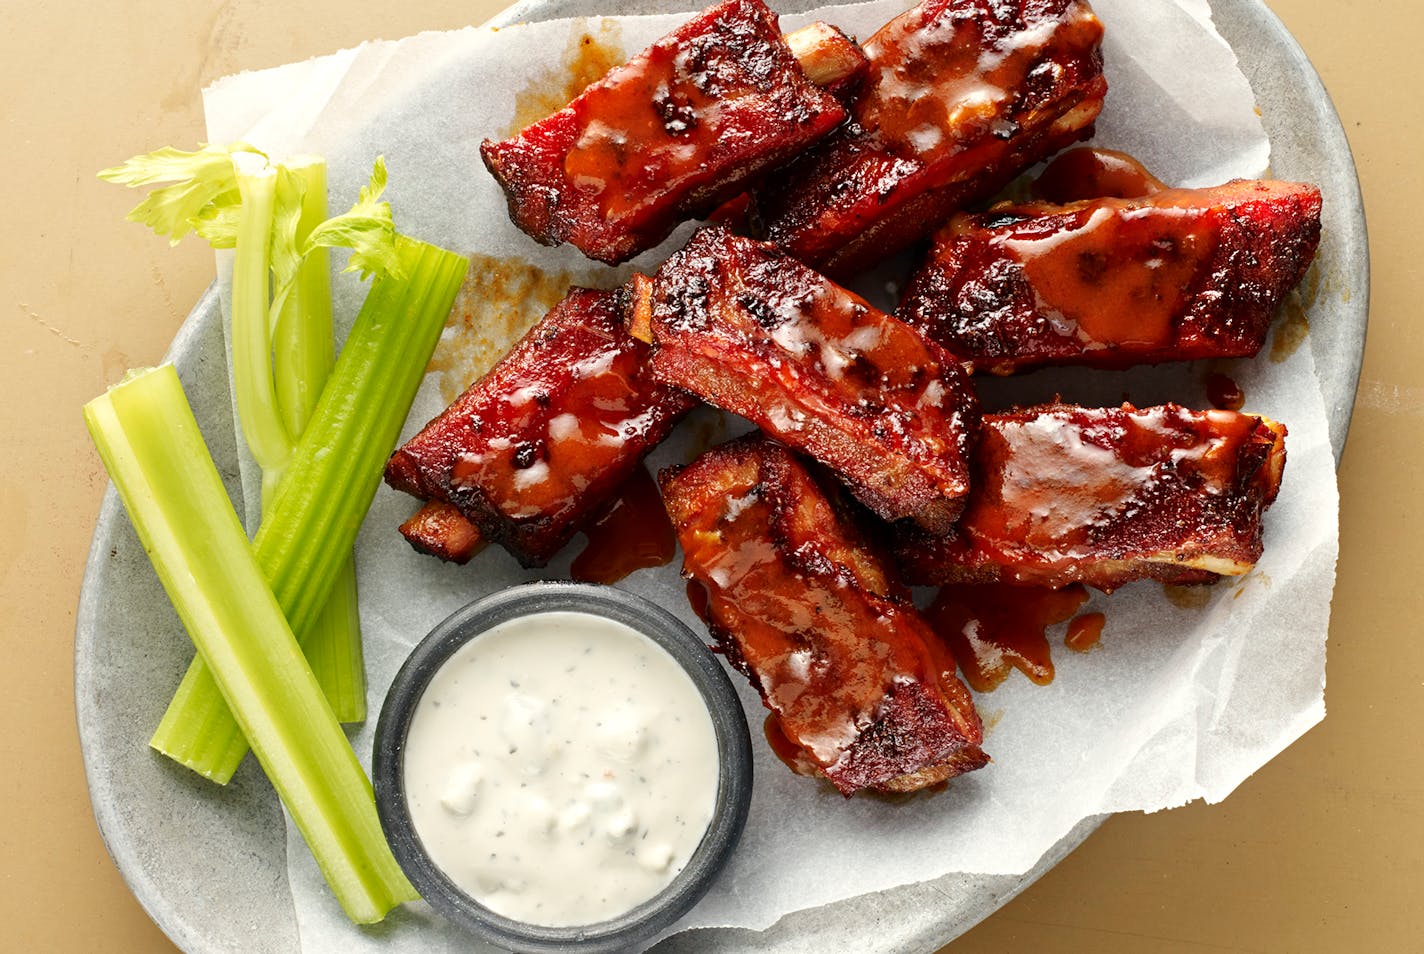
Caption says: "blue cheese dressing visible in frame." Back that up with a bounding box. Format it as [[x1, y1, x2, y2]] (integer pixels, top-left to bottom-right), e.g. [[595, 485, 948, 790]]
[[403, 610, 720, 926]]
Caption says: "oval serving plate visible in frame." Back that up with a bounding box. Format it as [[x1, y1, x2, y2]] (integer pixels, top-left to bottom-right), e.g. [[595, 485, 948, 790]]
[[76, 1, 1367, 951]]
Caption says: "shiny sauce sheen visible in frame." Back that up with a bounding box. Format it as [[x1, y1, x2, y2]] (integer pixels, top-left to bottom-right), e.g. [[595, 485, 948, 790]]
[[677, 462, 942, 768], [858, 0, 1102, 165], [693, 236, 974, 485], [1065, 612, 1106, 652], [960, 406, 1256, 587], [1206, 371, 1246, 411], [562, 41, 728, 221], [449, 311, 665, 526], [985, 192, 1221, 351]]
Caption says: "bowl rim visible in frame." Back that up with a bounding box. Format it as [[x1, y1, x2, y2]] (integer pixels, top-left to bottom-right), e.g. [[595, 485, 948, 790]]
[[371, 580, 754, 954]]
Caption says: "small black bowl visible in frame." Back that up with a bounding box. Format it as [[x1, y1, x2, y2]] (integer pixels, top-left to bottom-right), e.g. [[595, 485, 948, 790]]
[[373, 581, 753, 953]]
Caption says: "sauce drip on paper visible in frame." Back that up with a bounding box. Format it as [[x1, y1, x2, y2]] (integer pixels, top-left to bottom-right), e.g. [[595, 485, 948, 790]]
[[763, 714, 820, 777], [1206, 372, 1245, 411], [927, 583, 1089, 691], [685, 578, 712, 624], [1065, 612, 1106, 652], [427, 253, 587, 404], [1033, 147, 1166, 203], [506, 22, 626, 136], [570, 467, 677, 584]]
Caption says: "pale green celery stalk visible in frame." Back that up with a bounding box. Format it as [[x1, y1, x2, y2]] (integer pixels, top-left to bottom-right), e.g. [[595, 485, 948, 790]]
[[229, 153, 291, 481], [273, 158, 335, 443], [151, 237, 469, 783], [84, 365, 417, 924], [104, 147, 396, 748], [272, 157, 366, 725]]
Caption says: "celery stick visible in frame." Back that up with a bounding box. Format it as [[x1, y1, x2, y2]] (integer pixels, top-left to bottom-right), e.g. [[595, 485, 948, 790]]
[[150, 237, 468, 781], [303, 564, 367, 724], [84, 365, 417, 924], [229, 154, 291, 481], [273, 157, 336, 444], [104, 147, 404, 736], [271, 158, 366, 725]]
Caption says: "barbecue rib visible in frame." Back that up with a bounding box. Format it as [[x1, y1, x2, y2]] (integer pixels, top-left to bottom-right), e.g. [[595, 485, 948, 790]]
[[640, 226, 979, 534], [662, 436, 988, 795], [756, 0, 1106, 276], [895, 403, 1288, 591], [897, 180, 1324, 374], [399, 501, 484, 565], [385, 286, 696, 567], [481, 0, 867, 265]]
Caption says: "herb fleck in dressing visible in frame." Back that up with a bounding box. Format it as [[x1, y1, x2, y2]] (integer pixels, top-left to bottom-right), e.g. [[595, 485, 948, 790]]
[[403, 611, 719, 927]]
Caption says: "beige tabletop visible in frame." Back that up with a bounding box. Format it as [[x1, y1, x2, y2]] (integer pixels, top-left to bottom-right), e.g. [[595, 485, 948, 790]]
[[3, 0, 1416, 950]]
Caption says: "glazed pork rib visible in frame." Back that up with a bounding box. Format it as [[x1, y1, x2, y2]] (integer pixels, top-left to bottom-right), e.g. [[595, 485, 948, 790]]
[[385, 286, 696, 567], [756, 0, 1107, 276], [481, 0, 867, 265], [662, 436, 988, 795], [897, 181, 1324, 374], [398, 501, 485, 565], [640, 227, 979, 534], [895, 403, 1288, 591]]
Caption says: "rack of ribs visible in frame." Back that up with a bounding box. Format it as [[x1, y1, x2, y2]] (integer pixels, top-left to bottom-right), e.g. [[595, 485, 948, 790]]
[[896, 180, 1324, 374], [756, 0, 1106, 276], [894, 403, 1287, 591], [385, 285, 696, 567], [637, 226, 979, 534], [481, 0, 868, 265], [661, 435, 988, 795]]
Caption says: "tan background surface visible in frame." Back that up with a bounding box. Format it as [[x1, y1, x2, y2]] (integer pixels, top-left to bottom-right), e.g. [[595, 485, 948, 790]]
[[2, 0, 1413, 950]]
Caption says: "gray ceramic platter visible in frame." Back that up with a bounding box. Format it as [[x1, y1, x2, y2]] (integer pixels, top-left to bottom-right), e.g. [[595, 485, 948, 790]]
[[76, 1, 1367, 951]]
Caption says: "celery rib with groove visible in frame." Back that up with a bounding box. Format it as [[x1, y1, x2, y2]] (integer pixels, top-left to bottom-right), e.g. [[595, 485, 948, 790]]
[[151, 236, 469, 782], [100, 147, 398, 741], [274, 159, 367, 726], [84, 364, 418, 924]]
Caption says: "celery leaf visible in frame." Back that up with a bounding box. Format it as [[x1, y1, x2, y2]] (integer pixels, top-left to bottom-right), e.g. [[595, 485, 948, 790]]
[[301, 157, 404, 282], [191, 190, 244, 249], [267, 167, 310, 336], [100, 144, 266, 245]]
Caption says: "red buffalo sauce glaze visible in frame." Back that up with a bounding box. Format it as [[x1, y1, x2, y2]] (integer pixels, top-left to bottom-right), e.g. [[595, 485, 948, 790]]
[[987, 193, 1218, 352], [898, 180, 1323, 374], [1065, 612, 1106, 652], [927, 583, 1089, 691], [482, 0, 850, 264], [758, 0, 1107, 276], [1033, 147, 1166, 203], [570, 466, 677, 584], [661, 437, 987, 795], [1206, 372, 1246, 411], [854, 1, 1101, 162], [385, 286, 695, 567], [647, 227, 979, 535], [685, 578, 712, 623], [763, 714, 820, 776], [894, 404, 1289, 591]]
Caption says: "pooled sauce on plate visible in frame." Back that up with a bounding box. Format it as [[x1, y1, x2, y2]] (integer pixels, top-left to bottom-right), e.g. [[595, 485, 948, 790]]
[[1032, 146, 1167, 204], [927, 583, 1090, 691], [570, 467, 678, 584], [1206, 371, 1245, 411], [403, 611, 719, 927]]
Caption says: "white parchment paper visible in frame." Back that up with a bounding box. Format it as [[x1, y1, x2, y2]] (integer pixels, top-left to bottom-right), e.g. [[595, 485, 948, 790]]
[[202, 0, 1333, 948]]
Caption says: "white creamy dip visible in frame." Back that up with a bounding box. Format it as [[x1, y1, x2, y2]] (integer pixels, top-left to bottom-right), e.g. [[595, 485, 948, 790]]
[[403, 610, 720, 927]]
